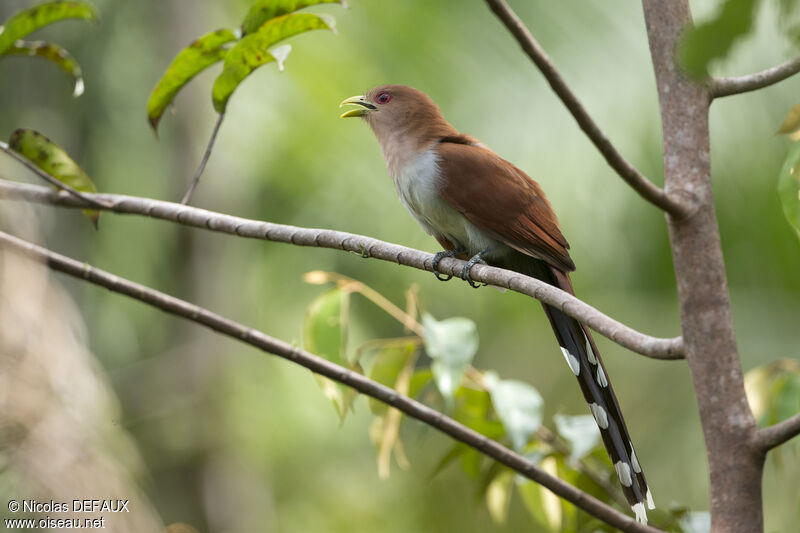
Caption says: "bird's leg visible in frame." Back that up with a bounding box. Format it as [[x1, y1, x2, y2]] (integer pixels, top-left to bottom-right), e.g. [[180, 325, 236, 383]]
[[431, 247, 466, 281], [461, 249, 490, 288]]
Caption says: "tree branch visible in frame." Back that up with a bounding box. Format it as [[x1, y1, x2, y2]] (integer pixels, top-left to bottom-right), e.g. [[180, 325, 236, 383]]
[[482, 0, 690, 218], [0, 141, 112, 210], [0, 229, 664, 533], [756, 413, 800, 452], [0, 178, 684, 360], [711, 56, 800, 98]]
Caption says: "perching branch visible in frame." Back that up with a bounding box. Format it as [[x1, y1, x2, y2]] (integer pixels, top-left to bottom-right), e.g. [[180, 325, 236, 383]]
[[482, 0, 689, 218], [0, 178, 684, 360], [711, 55, 800, 98], [0, 141, 112, 210], [0, 229, 664, 533], [756, 413, 800, 452], [180, 113, 225, 205]]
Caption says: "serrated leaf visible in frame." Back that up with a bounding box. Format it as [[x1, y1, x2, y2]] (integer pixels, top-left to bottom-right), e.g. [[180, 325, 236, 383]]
[[8, 128, 99, 226], [777, 103, 800, 136], [241, 0, 347, 36], [367, 343, 416, 415], [304, 287, 355, 419], [2, 40, 83, 96], [553, 414, 601, 462], [422, 313, 478, 402], [678, 0, 760, 78], [147, 29, 237, 132], [778, 142, 800, 237], [485, 371, 543, 451], [212, 12, 335, 113], [486, 470, 513, 525], [0, 1, 98, 55]]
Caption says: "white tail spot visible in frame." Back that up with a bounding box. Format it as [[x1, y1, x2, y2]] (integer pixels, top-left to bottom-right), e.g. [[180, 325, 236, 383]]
[[589, 403, 608, 429], [630, 447, 642, 473], [560, 347, 580, 376], [632, 502, 648, 524], [585, 337, 597, 365], [646, 489, 655, 510], [614, 461, 633, 487], [596, 365, 608, 387]]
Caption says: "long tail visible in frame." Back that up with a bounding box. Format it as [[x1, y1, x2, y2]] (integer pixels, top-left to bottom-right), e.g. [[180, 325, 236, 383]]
[[508, 257, 654, 522]]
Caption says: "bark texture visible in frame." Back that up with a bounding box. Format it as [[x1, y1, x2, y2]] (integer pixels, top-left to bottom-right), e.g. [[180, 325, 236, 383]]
[[641, 2, 764, 532]]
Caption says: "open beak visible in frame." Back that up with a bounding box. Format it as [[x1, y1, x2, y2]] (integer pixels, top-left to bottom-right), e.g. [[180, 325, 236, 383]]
[[339, 95, 376, 118]]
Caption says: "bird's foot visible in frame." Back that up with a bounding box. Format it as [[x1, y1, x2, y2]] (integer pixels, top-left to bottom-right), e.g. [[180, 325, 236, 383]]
[[461, 250, 489, 288], [431, 248, 466, 281]]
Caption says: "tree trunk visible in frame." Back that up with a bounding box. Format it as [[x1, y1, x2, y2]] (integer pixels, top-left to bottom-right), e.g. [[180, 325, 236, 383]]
[[641, 2, 765, 532]]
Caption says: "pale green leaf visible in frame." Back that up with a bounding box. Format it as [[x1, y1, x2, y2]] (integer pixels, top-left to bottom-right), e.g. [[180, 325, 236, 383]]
[[8, 128, 99, 226], [485, 470, 513, 525], [485, 371, 543, 451], [553, 414, 601, 462], [213, 12, 335, 113], [680, 511, 711, 533], [679, 0, 760, 78], [0, 1, 98, 55], [147, 29, 237, 132], [367, 343, 416, 415], [304, 288, 355, 419], [776, 102, 800, 135], [777, 142, 800, 237], [422, 313, 478, 402], [2, 40, 83, 96], [241, 0, 347, 36]]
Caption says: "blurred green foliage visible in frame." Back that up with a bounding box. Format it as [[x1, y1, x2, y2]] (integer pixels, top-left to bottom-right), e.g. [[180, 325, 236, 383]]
[[0, 0, 799, 532]]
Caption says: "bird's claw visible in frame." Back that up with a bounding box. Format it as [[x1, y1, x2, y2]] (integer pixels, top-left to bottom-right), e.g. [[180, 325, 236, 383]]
[[460, 251, 488, 289], [432, 248, 465, 281]]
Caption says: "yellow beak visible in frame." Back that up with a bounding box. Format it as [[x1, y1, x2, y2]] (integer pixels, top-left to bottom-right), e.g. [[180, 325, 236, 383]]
[[339, 95, 376, 118]]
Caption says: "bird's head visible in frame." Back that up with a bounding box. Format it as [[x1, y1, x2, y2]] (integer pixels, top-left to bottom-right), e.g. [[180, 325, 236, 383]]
[[339, 85, 457, 145]]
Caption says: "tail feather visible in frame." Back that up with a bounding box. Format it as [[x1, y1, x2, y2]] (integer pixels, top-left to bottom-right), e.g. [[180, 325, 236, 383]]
[[506, 255, 653, 522]]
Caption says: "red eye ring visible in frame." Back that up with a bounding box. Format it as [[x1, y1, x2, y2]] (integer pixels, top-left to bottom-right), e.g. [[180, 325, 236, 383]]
[[376, 92, 392, 104]]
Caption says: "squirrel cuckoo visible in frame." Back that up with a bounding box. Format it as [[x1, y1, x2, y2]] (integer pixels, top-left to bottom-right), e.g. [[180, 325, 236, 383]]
[[340, 85, 654, 522]]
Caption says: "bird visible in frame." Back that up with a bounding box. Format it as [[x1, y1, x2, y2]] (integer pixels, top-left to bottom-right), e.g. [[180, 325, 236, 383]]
[[340, 84, 654, 522]]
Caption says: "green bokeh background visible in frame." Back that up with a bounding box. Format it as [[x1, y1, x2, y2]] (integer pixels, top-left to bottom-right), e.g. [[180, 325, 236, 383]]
[[0, 0, 798, 531]]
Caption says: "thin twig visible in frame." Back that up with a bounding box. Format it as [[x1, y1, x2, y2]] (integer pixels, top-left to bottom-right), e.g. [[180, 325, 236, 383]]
[[0, 141, 112, 209], [181, 113, 225, 205], [0, 179, 684, 359], [0, 229, 663, 533], [482, 0, 689, 218], [756, 413, 800, 452], [711, 56, 800, 98]]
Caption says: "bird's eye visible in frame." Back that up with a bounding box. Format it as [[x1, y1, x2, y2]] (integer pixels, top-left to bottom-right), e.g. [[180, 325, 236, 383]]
[[376, 92, 392, 104]]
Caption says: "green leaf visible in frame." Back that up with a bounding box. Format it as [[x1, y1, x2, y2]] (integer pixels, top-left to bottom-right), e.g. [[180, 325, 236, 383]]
[[304, 287, 356, 419], [422, 313, 478, 402], [0, 1, 98, 56], [213, 12, 336, 113], [486, 470, 513, 525], [776, 103, 800, 136], [778, 142, 800, 237], [241, 0, 347, 36], [485, 371, 543, 451], [8, 128, 99, 226], [2, 40, 83, 97], [553, 414, 601, 462], [679, 0, 760, 78], [147, 29, 237, 132], [680, 511, 711, 533], [517, 456, 563, 531], [367, 343, 416, 415]]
